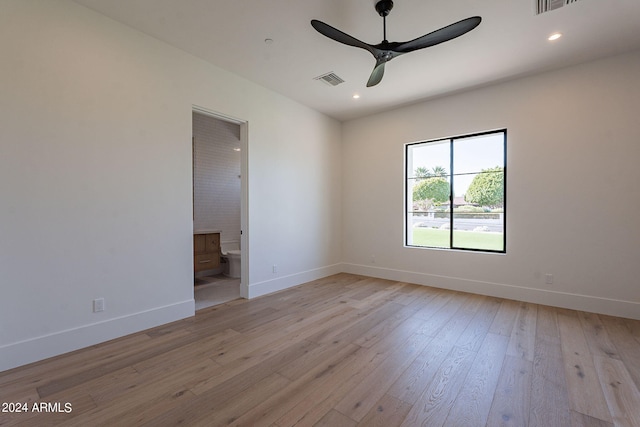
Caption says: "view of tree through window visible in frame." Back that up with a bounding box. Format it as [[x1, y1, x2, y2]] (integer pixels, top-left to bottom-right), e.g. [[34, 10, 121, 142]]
[[405, 130, 506, 252]]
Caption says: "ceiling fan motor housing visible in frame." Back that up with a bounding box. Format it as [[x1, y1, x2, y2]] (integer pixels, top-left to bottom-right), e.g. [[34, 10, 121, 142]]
[[375, 0, 394, 17]]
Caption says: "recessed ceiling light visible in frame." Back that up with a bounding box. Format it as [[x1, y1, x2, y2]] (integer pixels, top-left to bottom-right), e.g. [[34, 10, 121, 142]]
[[352, 94, 360, 99], [548, 33, 562, 41]]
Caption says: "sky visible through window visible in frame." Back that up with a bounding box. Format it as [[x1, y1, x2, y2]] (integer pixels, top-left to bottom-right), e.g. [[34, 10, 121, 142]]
[[410, 133, 504, 197]]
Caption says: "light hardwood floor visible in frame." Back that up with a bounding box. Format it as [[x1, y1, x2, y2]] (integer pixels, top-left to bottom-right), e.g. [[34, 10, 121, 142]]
[[1, 274, 639, 426]]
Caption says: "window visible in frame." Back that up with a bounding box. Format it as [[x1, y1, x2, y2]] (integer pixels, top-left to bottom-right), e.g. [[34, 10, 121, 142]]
[[405, 129, 506, 252]]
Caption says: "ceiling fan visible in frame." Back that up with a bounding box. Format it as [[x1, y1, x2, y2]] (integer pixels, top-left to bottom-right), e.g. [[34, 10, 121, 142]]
[[311, 0, 481, 87]]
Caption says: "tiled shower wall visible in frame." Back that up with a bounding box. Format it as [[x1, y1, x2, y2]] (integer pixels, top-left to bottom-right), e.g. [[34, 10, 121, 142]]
[[192, 112, 241, 244]]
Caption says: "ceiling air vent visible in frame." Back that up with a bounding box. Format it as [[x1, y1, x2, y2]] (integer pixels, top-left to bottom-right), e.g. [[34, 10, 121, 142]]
[[536, 0, 581, 15], [314, 72, 345, 86]]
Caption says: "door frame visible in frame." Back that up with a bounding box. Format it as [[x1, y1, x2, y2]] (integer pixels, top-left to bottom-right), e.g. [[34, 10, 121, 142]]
[[192, 105, 249, 298]]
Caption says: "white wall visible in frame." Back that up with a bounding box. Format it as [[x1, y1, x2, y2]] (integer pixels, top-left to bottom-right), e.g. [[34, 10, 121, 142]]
[[342, 50, 640, 320], [0, 0, 342, 372], [3, 0, 637, 374]]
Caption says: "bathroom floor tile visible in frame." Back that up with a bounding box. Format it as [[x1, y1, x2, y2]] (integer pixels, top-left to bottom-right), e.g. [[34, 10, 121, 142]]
[[194, 274, 241, 310]]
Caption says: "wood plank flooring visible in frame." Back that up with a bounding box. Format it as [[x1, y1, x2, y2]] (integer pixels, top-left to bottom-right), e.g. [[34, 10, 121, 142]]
[[1, 273, 639, 426]]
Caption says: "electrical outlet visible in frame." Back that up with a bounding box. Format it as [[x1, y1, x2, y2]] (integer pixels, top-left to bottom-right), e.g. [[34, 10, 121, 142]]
[[93, 298, 105, 312], [545, 274, 554, 285], [272, 265, 278, 274], [371, 255, 376, 264]]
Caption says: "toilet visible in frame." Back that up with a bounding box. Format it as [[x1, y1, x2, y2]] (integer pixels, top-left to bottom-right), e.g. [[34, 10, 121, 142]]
[[220, 241, 241, 278]]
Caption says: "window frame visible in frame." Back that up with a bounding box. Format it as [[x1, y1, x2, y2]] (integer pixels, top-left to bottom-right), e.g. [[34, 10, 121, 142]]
[[404, 129, 507, 253]]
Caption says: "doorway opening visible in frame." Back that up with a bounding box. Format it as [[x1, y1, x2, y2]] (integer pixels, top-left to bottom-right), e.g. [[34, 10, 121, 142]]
[[192, 107, 248, 310]]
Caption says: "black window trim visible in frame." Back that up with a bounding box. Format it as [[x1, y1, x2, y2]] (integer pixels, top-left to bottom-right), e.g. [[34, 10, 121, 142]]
[[405, 128, 507, 254]]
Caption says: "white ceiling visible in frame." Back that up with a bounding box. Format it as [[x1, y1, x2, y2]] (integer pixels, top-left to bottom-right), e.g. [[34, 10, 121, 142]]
[[72, 0, 640, 121]]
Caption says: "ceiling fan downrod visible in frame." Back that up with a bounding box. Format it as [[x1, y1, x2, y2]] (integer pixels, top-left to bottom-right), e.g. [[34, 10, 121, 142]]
[[375, 0, 394, 41]]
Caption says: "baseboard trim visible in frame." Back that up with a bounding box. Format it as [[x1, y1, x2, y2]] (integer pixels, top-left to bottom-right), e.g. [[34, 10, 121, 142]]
[[247, 263, 343, 299], [5, 262, 638, 373], [342, 263, 640, 320], [0, 299, 194, 372]]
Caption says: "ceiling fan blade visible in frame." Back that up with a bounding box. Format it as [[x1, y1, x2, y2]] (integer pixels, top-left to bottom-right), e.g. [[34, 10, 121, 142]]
[[366, 60, 386, 87], [393, 16, 481, 53], [311, 19, 376, 55]]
